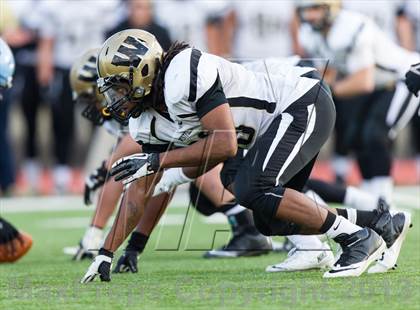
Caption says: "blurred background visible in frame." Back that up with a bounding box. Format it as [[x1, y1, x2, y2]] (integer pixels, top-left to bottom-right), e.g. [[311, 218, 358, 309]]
[[0, 0, 419, 197]]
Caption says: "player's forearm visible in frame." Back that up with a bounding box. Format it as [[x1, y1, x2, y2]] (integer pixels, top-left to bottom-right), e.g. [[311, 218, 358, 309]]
[[332, 67, 375, 98], [158, 132, 237, 169], [396, 16, 415, 51]]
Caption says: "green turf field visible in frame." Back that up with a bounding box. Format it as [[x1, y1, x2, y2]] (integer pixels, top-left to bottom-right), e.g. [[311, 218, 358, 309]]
[[0, 191, 419, 310]]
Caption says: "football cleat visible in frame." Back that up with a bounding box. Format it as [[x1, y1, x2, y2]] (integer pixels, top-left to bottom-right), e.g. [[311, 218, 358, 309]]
[[323, 228, 386, 278], [368, 212, 412, 273], [271, 238, 294, 253], [81, 253, 113, 283], [0, 231, 33, 263], [266, 244, 334, 272], [113, 250, 139, 273], [203, 232, 272, 258], [64, 226, 103, 261]]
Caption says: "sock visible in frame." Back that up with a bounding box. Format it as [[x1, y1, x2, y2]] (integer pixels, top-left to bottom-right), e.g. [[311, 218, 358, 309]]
[[82, 226, 104, 249], [305, 179, 346, 203], [227, 209, 259, 235], [322, 214, 361, 239], [287, 235, 324, 250], [362, 177, 393, 203], [224, 204, 246, 216], [126, 232, 149, 253], [344, 186, 379, 211], [98, 248, 113, 258], [336, 209, 377, 228], [369, 176, 393, 203], [332, 156, 350, 181]]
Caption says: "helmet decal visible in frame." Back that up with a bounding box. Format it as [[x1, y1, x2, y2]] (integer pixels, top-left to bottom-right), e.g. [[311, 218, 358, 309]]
[[111, 36, 149, 67]]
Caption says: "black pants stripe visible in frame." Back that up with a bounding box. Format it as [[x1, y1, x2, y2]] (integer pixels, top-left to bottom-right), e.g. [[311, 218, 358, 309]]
[[221, 82, 336, 236]]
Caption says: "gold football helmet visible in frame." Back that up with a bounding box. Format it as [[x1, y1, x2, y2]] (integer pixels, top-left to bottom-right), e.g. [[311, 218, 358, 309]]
[[296, 0, 341, 31], [70, 48, 110, 125], [96, 29, 163, 124]]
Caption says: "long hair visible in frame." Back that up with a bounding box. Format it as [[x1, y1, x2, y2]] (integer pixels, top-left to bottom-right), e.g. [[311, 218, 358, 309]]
[[151, 41, 190, 110]]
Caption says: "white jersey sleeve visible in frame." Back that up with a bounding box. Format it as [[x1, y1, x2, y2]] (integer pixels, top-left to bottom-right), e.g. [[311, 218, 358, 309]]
[[164, 48, 227, 120], [345, 18, 376, 73]]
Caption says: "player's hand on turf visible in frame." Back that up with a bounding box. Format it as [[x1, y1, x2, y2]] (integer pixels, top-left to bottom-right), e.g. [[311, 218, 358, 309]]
[[113, 250, 139, 273], [80, 249, 113, 283], [405, 63, 420, 97], [84, 161, 109, 205], [110, 153, 160, 185]]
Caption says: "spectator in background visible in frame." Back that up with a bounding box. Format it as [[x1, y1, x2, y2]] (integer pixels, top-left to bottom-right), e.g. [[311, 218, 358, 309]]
[[154, 0, 230, 55], [4, 0, 44, 193], [36, 0, 119, 193], [228, 0, 300, 59], [106, 0, 172, 51], [0, 3, 18, 195]]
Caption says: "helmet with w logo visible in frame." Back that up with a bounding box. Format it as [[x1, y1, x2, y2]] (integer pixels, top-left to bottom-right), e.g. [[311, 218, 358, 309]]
[[97, 29, 163, 124], [70, 48, 109, 125]]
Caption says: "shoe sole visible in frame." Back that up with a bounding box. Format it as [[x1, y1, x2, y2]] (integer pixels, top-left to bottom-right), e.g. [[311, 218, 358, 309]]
[[266, 257, 334, 273], [323, 239, 386, 278], [368, 212, 412, 273]]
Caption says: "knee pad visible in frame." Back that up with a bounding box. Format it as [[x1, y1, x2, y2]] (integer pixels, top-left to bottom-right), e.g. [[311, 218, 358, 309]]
[[252, 210, 301, 236]]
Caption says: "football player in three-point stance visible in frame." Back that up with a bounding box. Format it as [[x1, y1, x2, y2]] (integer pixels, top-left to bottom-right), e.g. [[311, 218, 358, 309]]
[[80, 29, 410, 283], [67, 49, 274, 265]]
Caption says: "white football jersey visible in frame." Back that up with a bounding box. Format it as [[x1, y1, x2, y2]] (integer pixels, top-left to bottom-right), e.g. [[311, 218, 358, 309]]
[[37, 0, 119, 68], [129, 109, 178, 152], [232, 0, 295, 59], [299, 10, 420, 86], [157, 48, 318, 149], [128, 56, 315, 150], [342, 0, 403, 42], [154, 0, 230, 51]]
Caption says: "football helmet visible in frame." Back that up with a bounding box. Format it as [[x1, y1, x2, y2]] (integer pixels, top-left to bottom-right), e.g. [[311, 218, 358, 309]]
[[296, 0, 341, 31], [0, 38, 15, 89], [70, 48, 109, 125], [97, 29, 163, 125]]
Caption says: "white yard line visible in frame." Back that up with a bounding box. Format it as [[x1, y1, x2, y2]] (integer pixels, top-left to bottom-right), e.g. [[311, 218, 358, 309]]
[[1, 186, 418, 214]]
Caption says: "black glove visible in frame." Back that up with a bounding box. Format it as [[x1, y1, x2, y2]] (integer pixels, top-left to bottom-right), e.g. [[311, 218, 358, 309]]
[[113, 250, 139, 273], [110, 153, 160, 185], [80, 248, 113, 283], [84, 161, 109, 205], [405, 63, 420, 97]]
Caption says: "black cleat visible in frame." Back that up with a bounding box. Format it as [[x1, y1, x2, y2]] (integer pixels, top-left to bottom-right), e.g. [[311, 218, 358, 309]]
[[324, 228, 386, 278], [203, 232, 272, 258]]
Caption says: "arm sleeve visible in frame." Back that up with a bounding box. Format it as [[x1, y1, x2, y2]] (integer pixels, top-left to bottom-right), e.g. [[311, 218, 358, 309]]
[[165, 51, 227, 120]]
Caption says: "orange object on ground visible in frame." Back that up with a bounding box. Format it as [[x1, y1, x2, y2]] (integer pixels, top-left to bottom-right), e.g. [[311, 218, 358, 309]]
[[0, 231, 33, 263]]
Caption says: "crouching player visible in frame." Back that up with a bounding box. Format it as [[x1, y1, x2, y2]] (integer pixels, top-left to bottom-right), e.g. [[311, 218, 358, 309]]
[[81, 30, 410, 282], [67, 49, 273, 262]]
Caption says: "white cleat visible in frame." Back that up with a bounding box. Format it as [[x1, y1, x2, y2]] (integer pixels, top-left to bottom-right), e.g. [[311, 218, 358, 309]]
[[368, 212, 412, 274], [266, 244, 334, 272]]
